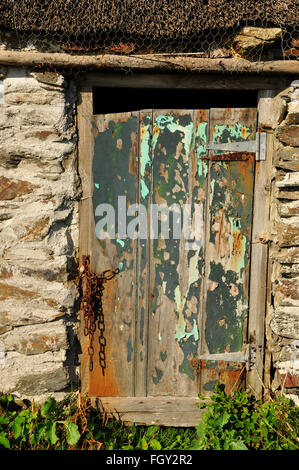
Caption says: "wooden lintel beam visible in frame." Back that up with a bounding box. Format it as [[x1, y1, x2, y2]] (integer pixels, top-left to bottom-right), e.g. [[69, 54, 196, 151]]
[[0, 50, 298, 74]]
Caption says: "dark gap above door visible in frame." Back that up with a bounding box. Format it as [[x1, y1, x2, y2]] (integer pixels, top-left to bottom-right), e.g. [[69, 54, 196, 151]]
[[93, 87, 258, 114]]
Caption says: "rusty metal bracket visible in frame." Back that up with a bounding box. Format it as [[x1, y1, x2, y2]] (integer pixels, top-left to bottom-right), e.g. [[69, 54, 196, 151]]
[[190, 344, 257, 373], [201, 152, 251, 161], [244, 343, 257, 371], [206, 132, 267, 161]]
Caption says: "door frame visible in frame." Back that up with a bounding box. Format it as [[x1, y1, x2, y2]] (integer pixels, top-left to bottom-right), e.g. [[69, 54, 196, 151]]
[[77, 73, 280, 423]]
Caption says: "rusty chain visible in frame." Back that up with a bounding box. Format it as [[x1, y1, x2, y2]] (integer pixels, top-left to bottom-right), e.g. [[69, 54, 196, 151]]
[[78, 255, 119, 376]]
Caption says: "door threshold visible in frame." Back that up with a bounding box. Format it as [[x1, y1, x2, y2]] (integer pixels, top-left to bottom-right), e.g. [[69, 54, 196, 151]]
[[89, 396, 208, 427]]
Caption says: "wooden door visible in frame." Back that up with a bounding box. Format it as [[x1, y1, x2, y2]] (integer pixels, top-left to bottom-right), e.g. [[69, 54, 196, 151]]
[[79, 106, 257, 425]]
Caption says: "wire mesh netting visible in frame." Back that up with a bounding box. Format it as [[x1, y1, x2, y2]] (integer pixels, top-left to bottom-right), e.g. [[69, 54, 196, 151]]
[[0, 0, 298, 61]]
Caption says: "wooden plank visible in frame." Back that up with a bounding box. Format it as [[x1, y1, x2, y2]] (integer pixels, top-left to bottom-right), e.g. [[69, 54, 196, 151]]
[[89, 112, 139, 397], [0, 50, 298, 74], [135, 110, 152, 396], [247, 91, 274, 398], [78, 86, 93, 395], [82, 72, 282, 90], [90, 396, 203, 412], [200, 108, 256, 395], [91, 396, 207, 425], [118, 412, 204, 427], [146, 109, 208, 397], [92, 396, 206, 412]]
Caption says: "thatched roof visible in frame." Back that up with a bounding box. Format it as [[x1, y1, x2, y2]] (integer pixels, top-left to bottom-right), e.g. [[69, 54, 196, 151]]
[[0, 0, 298, 39]]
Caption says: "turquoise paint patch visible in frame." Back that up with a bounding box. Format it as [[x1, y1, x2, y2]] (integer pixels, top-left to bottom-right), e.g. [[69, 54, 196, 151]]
[[116, 238, 125, 247], [140, 121, 151, 200], [212, 123, 254, 155], [140, 179, 149, 199], [175, 318, 199, 342], [155, 114, 194, 162], [119, 262, 124, 271], [197, 122, 208, 158], [94, 183, 100, 189]]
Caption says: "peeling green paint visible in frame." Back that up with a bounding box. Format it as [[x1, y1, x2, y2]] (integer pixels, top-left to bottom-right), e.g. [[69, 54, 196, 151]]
[[205, 113, 255, 356], [116, 238, 125, 248], [203, 380, 218, 391], [160, 351, 167, 362], [175, 318, 199, 342], [196, 122, 208, 174], [92, 109, 255, 396], [155, 114, 194, 163], [152, 367, 163, 384], [127, 336, 133, 363], [213, 122, 254, 151], [140, 179, 149, 199], [210, 179, 215, 202]]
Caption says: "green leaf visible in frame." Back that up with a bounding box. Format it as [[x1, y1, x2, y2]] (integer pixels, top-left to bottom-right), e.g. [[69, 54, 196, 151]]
[[195, 420, 206, 440], [230, 440, 248, 450], [121, 445, 134, 450], [45, 421, 59, 446], [150, 438, 162, 450], [0, 416, 10, 425], [214, 411, 230, 429], [11, 416, 25, 439], [0, 395, 13, 404], [0, 432, 10, 449], [31, 421, 51, 445], [41, 397, 58, 418], [188, 438, 201, 450], [65, 422, 80, 446], [138, 436, 148, 450], [145, 426, 159, 439]]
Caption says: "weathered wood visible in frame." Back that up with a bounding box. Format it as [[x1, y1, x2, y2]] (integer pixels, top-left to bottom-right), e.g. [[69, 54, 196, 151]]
[[200, 108, 256, 395], [146, 109, 208, 397], [119, 413, 203, 427], [83, 72, 284, 90], [247, 90, 274, 398], [90, 396, 207, 426], [0, 50, 298, 74], [135, 110, 152, 396], [78, 87, 93, 396], [90, 112, 139, 397], [92, 396, 205, 411]]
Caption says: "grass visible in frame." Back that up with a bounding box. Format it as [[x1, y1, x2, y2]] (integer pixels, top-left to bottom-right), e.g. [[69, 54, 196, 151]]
[[0, 385, 298, 450]]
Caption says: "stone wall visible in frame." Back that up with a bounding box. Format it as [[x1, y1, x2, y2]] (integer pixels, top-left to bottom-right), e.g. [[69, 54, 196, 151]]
[[0, 67, 80, 401], [267, 80, 299, 403]]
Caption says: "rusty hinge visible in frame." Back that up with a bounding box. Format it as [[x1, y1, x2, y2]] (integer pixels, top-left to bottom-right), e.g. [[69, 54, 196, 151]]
[[204, 132, 267, 162], [201, 152, 251, 162], [190, 344, 257, 372]]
